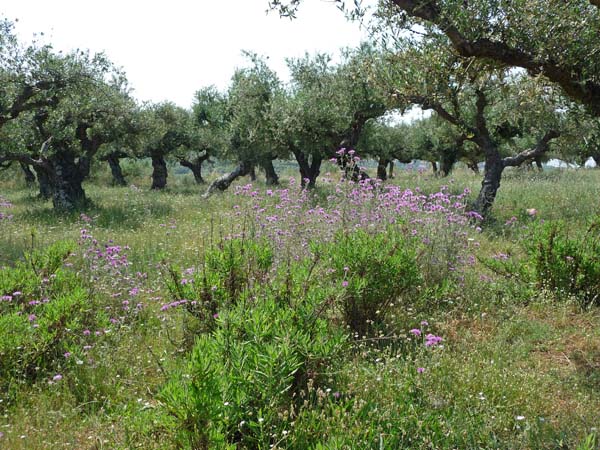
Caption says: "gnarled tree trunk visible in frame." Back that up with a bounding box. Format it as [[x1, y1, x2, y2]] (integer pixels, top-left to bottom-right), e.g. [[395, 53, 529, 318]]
[[472, 150, 504, 217], [472, 130, 559, 217], [294, 150, 322, 188], [440, 148, 458, 177], [388, 160, 395, 179], [179, 154, 209, 184], [33, 166, 52, 200], [261, 158, 279, 186], [107, 154, 127, 186], [377, 157, 390, 181], [20, 162, 36, 185], [77, 155, 92, 180], [151, 153, 168, 190], [203, 161, 251, 198], [431, 160, 438, 174], [50, 152, 87, 210]]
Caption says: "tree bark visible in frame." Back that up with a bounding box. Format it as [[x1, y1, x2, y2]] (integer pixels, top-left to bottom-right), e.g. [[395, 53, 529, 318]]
[[472, 149, 504, 217], [261, 158, 279, 186], [248, 165, 257, 182], [472, 130, 559, 217], [179, 158, 206, 184], [431, 160, 438, 174], [440, 148, 459, 176], [20, 162, 36, 185], [293, 150, 322, 188], [77, 155, 92, 180], [50, 152, 87, 210], [203, 161, 251, 197], [107, 154, 127, 186], [377, 157, 390, 181], [33, 166, 52, 200], [151, 154, 168, 190], [388, 160, 395, 179]]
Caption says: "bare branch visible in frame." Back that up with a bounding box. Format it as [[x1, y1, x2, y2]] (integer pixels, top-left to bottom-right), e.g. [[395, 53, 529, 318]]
[[502, 130, 560, 167]]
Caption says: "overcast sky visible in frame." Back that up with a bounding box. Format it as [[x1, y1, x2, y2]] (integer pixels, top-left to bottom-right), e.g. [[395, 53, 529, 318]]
[[2, 0, 374, 107]]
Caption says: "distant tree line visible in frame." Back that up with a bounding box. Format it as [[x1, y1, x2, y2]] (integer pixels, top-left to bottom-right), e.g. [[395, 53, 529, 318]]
[[2, 2, 600, 216]]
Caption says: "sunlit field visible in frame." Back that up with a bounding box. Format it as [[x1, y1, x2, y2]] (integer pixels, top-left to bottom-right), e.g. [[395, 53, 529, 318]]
[[1, 162, 599, 449]]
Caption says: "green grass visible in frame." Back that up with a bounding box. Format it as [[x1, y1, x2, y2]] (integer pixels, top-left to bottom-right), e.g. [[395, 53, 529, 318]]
[[1, 162, 599, 449]]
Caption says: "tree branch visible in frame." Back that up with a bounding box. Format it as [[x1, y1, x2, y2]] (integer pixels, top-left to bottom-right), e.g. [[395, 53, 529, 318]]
[[0, 137, 52, 168], [502, 130, 560, 167], [406, 94, 458, 126], [389, 0, 600, 116]]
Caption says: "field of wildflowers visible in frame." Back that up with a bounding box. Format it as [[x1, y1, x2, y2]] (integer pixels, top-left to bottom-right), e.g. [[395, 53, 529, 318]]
[[0, 162, 599, 449]]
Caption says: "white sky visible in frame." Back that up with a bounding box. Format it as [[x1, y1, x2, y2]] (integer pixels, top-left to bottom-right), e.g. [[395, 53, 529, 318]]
[[2, 0, 373, 108]]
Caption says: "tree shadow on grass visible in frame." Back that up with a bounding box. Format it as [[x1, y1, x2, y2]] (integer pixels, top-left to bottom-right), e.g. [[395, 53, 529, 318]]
[[19, 200, 174, 230]]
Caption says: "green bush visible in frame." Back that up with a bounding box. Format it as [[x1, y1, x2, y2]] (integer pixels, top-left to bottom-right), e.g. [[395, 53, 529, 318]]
[[0, 241, 109, 405], [163, 238, 273, 336], [324, 228, 421, 336], [160, 255, 347, 449], [526, 221, 600, 306]]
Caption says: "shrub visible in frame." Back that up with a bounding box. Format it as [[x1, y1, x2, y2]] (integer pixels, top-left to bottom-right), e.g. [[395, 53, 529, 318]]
[[159, 254, 347, 449], [526, 221, 600, 306], [0, 241, 107, 405], [324, 228, 421, 336], [162, 237, 273, 335]]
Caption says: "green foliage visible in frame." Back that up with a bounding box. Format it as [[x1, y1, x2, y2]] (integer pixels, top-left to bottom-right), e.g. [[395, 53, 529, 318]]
[[526, 221, 600, 306], [325, 228, 421, 335], [0, 241, 106, 405], [482, 220, 600, 306], [164, 238, 274, 328], [160, 241, 347, 449]]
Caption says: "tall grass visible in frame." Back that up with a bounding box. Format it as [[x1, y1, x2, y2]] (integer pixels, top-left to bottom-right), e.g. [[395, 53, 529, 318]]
[[0, 162, 599, 448]]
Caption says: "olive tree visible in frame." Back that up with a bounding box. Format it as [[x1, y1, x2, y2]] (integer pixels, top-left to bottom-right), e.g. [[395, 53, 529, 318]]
[[177, 86, 229, 184], [138, 102, 191, 190], [356, 119, 413, 180], [0, 41, 135, 209], [382, 34, 570, 215], [270, 0, 600, 116], [274, 46, 390, 187], [204, 54, 282, 195]]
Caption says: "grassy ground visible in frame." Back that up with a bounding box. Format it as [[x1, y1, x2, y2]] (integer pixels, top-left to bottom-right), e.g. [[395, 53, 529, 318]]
[[0, 162, 599, 449]]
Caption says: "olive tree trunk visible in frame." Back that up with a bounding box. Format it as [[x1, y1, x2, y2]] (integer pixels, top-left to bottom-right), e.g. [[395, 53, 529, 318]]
[[377, 157, 390, 181], [33, 166, 52, 200], [203, 161, 251, 198], [472, 150, 504, 217], [431, 160, 438, 174], [107, 154, 127, 186], [20, 162, 36, 185], [293, 150, 322, 188], [179, 157, 207, 184], [261, 158, 279, 186], [50, 153, 87, 210], [151, 154, 168, 190], [388, 160, 395, 179]]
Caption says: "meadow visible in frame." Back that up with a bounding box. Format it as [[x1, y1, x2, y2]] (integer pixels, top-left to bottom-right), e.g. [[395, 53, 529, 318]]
[[1, 161, 599, 449]]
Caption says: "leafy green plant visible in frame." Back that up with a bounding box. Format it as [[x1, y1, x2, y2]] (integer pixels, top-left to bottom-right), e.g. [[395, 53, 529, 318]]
[[159, 247, 347, 449], [526, 221, 600, 306], [0, 241, 110, 405], [324, 228, 421, 336], [162, 237, 273, 335]]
